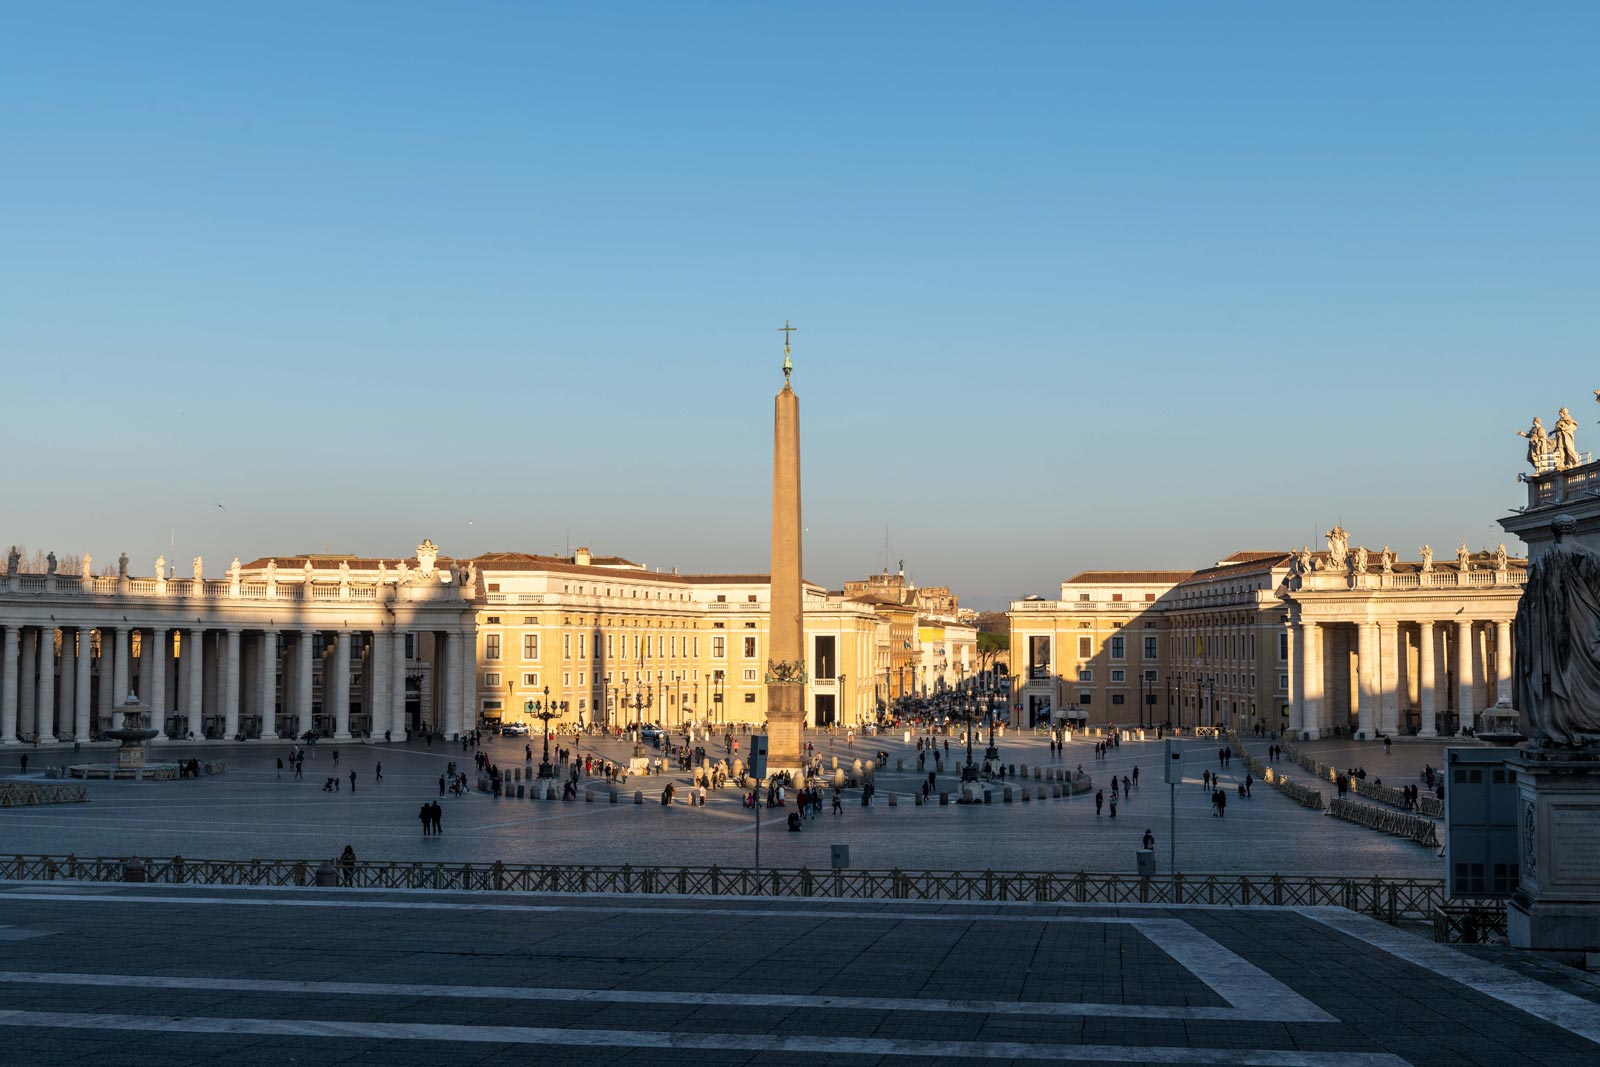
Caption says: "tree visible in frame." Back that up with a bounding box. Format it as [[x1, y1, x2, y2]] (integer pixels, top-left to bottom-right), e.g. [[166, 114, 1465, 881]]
[[976, 630, 1010, 675]]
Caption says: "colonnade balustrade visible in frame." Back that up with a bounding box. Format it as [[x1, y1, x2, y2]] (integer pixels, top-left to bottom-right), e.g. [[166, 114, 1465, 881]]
[[0, 566, 476, 745]]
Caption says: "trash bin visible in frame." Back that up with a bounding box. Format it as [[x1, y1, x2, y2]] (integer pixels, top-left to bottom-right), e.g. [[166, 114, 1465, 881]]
[[1136, 849, 1157, 878]]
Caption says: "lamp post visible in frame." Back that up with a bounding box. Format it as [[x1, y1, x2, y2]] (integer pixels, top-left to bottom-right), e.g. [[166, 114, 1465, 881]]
[[960, 693, 979, 788], [984, 687, 1000, 768], [631, 685, 651, 758], [529, 687, 557, 779], [839, 672, 847, 729]]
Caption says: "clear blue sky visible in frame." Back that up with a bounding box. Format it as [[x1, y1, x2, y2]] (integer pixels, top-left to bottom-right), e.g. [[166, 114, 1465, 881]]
[[3, 3, 1596, 609]]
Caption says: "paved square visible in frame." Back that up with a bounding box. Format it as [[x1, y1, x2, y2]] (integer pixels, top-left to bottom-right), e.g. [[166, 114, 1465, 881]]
[[0, 884, 1594, 1066]]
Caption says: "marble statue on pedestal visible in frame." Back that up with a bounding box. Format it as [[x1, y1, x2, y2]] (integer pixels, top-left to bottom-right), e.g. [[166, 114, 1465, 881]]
[[192, 556, 204, 582], [1457, 542, 1471, 571], [5, 546, 18, 576], [1380, 546, 1394, 573], [155, 555, 166, 579], [1552, 408, 1580, 470], [46, 551, 57, 575], [118, 552, 128, 577], [1517, 416, 1551, 470], [1325, 526, 1349, 571], [81, 555, 92, 582], [1420, 545, 1433, 573], [1352, 546, 1368, 575], [1513, 516, 1600, 746]]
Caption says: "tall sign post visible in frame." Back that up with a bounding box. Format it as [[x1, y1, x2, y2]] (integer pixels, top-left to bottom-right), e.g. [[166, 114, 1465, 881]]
[[749, 733, 769, 872], [1164, 738, 1183, 884]]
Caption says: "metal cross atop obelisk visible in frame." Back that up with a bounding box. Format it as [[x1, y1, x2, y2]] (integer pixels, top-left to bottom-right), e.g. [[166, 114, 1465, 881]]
[[778, 320, 796, 382]]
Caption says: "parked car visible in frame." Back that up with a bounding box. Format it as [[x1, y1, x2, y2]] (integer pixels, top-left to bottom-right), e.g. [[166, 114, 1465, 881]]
[[640, 724, 663, 742], [501, 722, 529, 737]]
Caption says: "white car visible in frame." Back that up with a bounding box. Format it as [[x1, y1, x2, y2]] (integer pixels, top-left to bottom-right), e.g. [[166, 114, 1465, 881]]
[[500, 722, 529, 737]]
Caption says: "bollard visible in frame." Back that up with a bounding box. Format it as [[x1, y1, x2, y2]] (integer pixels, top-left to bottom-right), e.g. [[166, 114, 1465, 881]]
[[314, 861, 339, 888], [888, 792, 897, 807], [1034, 767, 1041, 780], [635, 790, 644, 804], [1038, 785, 1047, 800], [1003, 786, 1014, 803], [983, 789, 992, 804], [586, 789, 594, 802], [939, 792, 949, 806], [896, 759, 904, 772], [610, 790, 619, 804], [1052, 784, 1062, 798], [121, 858, 145, 883], [1020, 763, 1028, 777], [1021, 787, 1030, 802], [915, 792, 924, 806], [516, 784, 525, 798]]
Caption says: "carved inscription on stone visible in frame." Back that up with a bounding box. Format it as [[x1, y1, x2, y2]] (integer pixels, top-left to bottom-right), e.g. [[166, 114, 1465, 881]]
[[1550, 806, 1600, 883]]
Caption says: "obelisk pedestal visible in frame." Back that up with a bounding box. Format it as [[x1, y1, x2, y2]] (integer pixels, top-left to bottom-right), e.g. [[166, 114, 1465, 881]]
[[766, 343, 806, 776]]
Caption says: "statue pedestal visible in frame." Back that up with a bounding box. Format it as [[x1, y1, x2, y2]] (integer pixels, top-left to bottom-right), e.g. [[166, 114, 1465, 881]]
[[1508, 744, 1600, 962]]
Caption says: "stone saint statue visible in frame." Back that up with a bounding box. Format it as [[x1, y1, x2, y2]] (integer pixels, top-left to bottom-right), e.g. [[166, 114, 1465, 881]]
[[265, 560, 276, 584], [46, 551, 57, 575], [396, 559, 410, 584], [1495, 543, 1509, 572], [5, 546, 18, 576], [1517, 416, 1551, 470], [192, 556, 204, 582], [466, 562, 477, 589], [376, 560, 387, 583], [230, 557, 242, 582], [1552, 407, 1580, 470], [1380, 546, 1394, 574], [1295, 546, 1313, 574], [1514, 515, 1600, 745], [338, 560, 351, 584], [1352, 546, 1368, 575], [1457, 542, 1471, 571], [118, 552, 129, 577], [1325, 526, 1350, 570], [155, 554, 166, 579], [81, 555, 92, 582], [1420, 545, 1433, 573]]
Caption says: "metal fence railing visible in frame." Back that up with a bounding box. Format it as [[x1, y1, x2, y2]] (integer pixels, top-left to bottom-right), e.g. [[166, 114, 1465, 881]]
[[0, 783, 88, 807], [0, 852, 1467, 925]]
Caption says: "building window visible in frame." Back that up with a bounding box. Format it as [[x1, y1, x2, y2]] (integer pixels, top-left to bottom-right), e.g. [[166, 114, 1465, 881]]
[[1110, 669, 1126, 683], [1110, 636, 1125, 659], [1143, 636, 1158, 659], [716, 595, 726, 603], [578, 634, 586, 659], [1078, 593, 1090, 602], [522, 673, 538, 687], [484, 635, 501, 661], [694, 636, 700, 657], [743, 636, 757, 658], [578, 699, 586, 712], [1112, 694, 1125, 705], [562, 634, 571, 660], [1077, 668, 1092, 682], [483, 672, 500, 687], [1144, 669, 1158, 683], [743, 692, 756, 704], [747, 594, 757, 603], [1278, 673, 1289, 689], [523, 634, 539, 660], [1111, 593, 1123, 602], [743, 668, 757, 682], [712, 636, 726, 658], [1078, 636, 1092, 659], [1278, 633, 1289, 660], [1145, 593, 1156, 602], [485, 616, 501, 625], [1078, 692, 1092, 705]]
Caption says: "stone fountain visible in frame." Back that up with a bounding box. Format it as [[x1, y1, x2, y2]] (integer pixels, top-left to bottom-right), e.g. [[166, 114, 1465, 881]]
[[67, 694, 181, 781]]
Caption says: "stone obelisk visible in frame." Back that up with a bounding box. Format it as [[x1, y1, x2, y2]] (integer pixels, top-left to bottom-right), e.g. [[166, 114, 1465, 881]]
[[766, 322, 805, 774]]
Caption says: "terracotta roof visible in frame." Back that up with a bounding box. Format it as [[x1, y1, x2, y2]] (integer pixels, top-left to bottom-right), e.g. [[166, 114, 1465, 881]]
[[470, 552, 689, 583], [1062, 570, 1195, 585], [1182, 553, 1293, 583], [1217, 550, 1288, 564]]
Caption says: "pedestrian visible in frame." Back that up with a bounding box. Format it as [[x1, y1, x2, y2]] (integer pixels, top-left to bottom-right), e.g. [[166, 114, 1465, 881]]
[[439, 774, 447, 797], [419, 803, 432, 836], [832, 791, 842, 814], [1109, 796, 1117, 818], [294, 757, 303, 780], [349, 769, 357, 792], [1095, 790, 1104, 816], [1143, 828, 1155, 851], [375, 761, 383, 782], [1218, 788, 1227, 817], [430, 800, 443, 834], [1203, 769, 1212, 790], [1131, 766, 1139, 787], [333, 748, 339, 765], [339, 844, 357, 886], [20, 754, 28, 775]]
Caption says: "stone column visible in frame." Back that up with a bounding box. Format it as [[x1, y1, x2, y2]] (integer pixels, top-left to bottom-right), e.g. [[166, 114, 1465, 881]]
[[1455, 620, 1475, 734], [1, 626, 19, 743], [57, 630, 76, 744], [368, 631, 388, 741], [18, 628, 37, 741], [1289, 621, 1307, 738], [1302, 621, 1323, 739], [444, 632, 464, 738], [460, 631, 477, 737], [113, 626, 131, 708], [74, 628, 92, 742], [136, 629, 154, 702], [1417, 621, 1438, 738], [148, 628, 167, 741], [1378, 621, 1399, 738], [390, 629, 407, 740], [223, 628, 242, 740], [1356, 622, 1378, 740], [331, 630, 352, 740], [259, 631, 279, 740], [36, 627, 56, 744], [1495, 620, 1512, 706], [296, 631, 314, 738], [185, 627, 205, 739], [97, 630, 114, 732]]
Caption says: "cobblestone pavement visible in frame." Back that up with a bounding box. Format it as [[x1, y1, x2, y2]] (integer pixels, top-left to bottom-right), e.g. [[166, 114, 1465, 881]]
[[0, 884, 1594, 1066], [0, 732, 1443, 876]]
